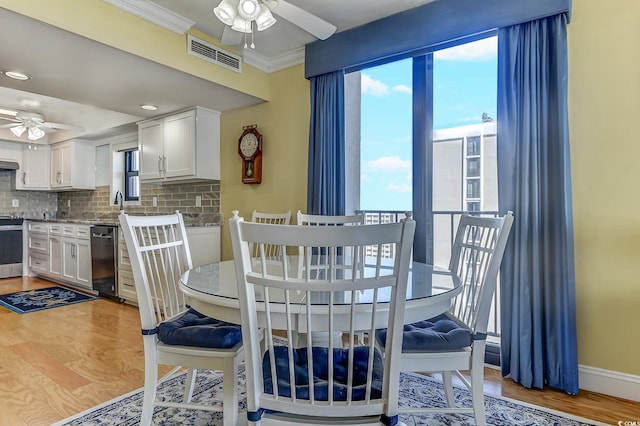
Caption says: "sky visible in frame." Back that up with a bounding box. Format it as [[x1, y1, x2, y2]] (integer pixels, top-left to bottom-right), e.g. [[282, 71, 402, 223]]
[[359, 36, 497, 211]]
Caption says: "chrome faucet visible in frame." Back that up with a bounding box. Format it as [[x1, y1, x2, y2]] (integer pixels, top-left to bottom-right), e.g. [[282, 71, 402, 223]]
[[114, 191, 124, 211]]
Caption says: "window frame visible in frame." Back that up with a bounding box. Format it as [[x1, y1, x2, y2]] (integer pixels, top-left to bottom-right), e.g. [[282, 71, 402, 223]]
[[124, 149, 139, 202]]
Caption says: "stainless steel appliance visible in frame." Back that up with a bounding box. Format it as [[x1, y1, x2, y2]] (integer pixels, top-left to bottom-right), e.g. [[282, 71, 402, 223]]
[[90, 225, 118, 298], [0, 217, 23, 278]]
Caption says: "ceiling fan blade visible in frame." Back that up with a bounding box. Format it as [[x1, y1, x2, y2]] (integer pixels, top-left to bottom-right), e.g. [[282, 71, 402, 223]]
[[271, 0, 337, 40], [221, 26, 243, 46], [0, 123, 19, 129], [0, 116, 20, 123], [42, 122, 84, 131]]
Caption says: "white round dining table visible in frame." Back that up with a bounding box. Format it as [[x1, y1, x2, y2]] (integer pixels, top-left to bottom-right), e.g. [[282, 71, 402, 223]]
[[180, 259, 462, 328]]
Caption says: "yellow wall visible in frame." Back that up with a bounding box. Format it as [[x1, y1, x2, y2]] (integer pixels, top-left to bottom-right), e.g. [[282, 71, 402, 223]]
[[569, 0, 640, 375], [219, 64, 309, 260], [5, 0, 640, 379]]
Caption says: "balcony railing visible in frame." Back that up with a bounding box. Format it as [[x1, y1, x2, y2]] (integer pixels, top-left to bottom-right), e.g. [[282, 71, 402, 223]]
[[356, 209, 501, 342]]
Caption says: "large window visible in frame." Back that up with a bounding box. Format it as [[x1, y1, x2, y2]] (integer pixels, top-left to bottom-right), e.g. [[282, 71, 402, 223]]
[[124, 149, 139, 201], [353, 36, 498, 260], [350, 35, 500, 358]]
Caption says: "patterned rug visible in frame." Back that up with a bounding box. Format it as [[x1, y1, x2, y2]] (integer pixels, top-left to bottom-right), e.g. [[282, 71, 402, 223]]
[[0, 286, 98, 314], [53, 367, 606, 426]]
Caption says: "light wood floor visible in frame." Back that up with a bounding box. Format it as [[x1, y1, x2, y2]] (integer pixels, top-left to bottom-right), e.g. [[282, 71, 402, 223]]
[[0, 276, 638, 425]]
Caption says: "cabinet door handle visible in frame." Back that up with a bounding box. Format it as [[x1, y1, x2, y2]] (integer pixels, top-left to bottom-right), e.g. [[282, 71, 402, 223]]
[[22, 172, 26, 185], [158, 155, 162, 174], [162, 155, 167, 176]]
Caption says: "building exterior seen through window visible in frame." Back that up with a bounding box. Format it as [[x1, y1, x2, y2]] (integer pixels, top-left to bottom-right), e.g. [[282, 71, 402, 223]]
[[124, 149, 139, 201]]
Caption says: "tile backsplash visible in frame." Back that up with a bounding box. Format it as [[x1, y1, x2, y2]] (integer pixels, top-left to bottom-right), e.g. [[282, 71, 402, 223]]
[[0, 169, 221, 225], [57, 182, 222, 225], [0, 170, 57, 219]]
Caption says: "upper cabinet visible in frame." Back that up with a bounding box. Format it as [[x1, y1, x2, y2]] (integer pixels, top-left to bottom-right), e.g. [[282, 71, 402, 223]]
[[138, 107, 220, 183], [50, 140, 96, 190], [16, 144, 50, 190]]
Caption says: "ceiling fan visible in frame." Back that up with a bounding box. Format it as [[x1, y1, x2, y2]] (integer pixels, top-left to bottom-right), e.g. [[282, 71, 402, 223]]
[[0, 111, 83, 141], [214, 0, 337, 48]]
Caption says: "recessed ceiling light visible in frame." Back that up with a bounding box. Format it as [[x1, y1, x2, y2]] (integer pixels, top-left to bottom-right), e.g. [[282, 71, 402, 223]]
[[1, 70, 31, 81], [140, 104, 158, 111]]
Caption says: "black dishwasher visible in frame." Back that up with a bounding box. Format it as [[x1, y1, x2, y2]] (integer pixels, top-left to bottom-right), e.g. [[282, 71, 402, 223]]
[[91, 225, 118, 298]]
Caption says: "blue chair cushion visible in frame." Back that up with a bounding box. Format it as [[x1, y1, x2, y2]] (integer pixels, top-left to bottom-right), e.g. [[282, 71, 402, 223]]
[[376, 313, 472, 352], [158, 308, 242, 349], [263, 346, 384, 401]]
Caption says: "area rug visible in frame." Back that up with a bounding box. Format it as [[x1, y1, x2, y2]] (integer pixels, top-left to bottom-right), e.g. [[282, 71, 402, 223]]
[[53, 367, 606, 426], [0, 286, 98, 314]]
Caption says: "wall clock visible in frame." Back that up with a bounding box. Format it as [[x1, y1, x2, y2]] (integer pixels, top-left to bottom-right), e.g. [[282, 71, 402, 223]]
[[238, 124, 262, 184]]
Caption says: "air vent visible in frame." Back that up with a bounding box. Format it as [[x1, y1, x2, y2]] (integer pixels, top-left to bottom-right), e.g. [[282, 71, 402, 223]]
[[187, 35, 242, 73]]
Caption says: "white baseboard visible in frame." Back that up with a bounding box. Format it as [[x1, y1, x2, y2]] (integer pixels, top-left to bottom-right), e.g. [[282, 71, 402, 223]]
[[579, 364, 640, 402]]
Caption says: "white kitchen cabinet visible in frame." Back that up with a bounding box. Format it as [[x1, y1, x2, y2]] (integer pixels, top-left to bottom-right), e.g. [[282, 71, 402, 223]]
[[76, 238, 92, 286], [60, 224, 92, 288], [16, 144, 50, 190], [185, 226, 220, 266], [117, 227, 137, 304], [28, 254, 48, 275], [0, 141, 22, 164], [48, 236, 63, 279], [50, 140, 96, 190], [138, 119, 163, 181], [27, 221, 49, 278], [28, 221, 92, 289], [48, 223, 63, 279], [138, 107, 220, 183], [61, 238, 76, 282]]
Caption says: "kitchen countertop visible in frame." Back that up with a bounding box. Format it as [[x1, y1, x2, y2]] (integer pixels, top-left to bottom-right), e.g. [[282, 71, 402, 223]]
[[25, 213, 222, 227]]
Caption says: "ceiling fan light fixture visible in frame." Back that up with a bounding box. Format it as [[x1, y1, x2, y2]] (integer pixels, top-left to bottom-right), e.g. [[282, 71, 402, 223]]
[[238, 0, 261, 20], [231, 15, 253, 33], [213, 0, 237, 26], [10, 125, 26, 138], [255, 5, 276, 31], [28, 126, 45, 141]]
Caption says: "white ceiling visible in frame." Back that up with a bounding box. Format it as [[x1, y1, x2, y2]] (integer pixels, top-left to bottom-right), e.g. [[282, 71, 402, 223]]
[[0, 1, 436, 144]]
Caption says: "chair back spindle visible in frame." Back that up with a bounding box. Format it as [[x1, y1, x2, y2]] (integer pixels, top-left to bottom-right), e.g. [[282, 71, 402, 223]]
[[251, 210, 292, 258]]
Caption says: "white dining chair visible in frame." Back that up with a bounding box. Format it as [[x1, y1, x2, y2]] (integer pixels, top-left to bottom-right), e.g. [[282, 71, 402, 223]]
[[229, 210, 416, 426], [376, 211, 513, 426], [251, 210, 292, 258], [119, 211, 244, 426]]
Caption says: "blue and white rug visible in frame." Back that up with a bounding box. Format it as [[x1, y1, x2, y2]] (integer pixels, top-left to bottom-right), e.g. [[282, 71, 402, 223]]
[[0, 286, 98, 314], [53, 366, 605, 426]]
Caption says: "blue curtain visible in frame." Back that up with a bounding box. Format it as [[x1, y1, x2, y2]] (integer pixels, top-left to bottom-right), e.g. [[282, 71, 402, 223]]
[[497, 13, 578, 394], [307, 70, 346, 215]]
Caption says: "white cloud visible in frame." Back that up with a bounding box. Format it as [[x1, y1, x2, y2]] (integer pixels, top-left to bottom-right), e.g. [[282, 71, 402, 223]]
[[387, 182, 412, 193], [393, 84, 412, 94], [365, 156, 411, 171], [434, 37, 497, 61], [361, 74, 389, 96], [387, 172, 412, 193]]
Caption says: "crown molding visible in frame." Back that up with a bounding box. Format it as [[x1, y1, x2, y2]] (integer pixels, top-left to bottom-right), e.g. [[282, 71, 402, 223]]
[[243, 47, 305, 73], [101, 0, 195, 34]]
